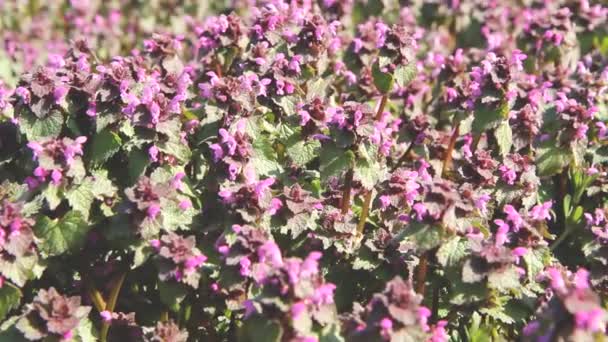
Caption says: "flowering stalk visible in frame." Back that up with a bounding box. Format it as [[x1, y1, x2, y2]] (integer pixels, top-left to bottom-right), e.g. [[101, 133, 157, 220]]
[[340, 169, 354, 215], [356, 190, 373, 236], [441, 120, 460, 177], [100, 272, 126, 342]]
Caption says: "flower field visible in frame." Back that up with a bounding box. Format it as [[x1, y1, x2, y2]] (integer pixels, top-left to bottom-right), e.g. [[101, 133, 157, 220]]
[[0, 0, 608, 341]]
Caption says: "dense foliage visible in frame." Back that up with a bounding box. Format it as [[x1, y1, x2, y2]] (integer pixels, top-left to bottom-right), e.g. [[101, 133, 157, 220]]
[[0, 0, 608, 341]]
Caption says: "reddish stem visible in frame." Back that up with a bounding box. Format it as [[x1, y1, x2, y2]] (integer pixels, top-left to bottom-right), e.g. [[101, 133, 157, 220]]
[[341, 169, 354, 215]]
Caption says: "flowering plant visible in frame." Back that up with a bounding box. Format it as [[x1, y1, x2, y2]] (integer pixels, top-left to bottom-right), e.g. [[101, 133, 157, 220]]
[[0, 0, 608, 341]]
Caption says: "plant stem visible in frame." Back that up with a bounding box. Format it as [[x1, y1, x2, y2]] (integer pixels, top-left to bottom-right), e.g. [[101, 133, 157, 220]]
[[441, 121, 460, 177], [375, 94, 388, 121], [100, 272, 126, 342], [415, 252, 428, 296], [341, 169, 354, 215], [356, 190, 373, 235], [87, 286, 106, 313]]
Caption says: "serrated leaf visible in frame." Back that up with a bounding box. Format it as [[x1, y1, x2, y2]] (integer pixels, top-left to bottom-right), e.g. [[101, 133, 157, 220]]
[[306, 77, 331, 101], [0, 284, 21, 322], [319, 144, 355, 182], [472, 100, 509, 134], [239, 316, 283, 342], [287, 139, 320, 167], [495, 121, 512, 157], [394, 63, 417, 88], [20, 110, 64, 140], [0, 254, 43, 287], [436, 236, 469, 267], [251, 138, 283, 177], [487, 266, 521, 292], [65, 181, 95, 220], [89, 129, 122, 165], [158, 140, 191, 163], [34, 211, 90, 256], [372, 62, 394, 94], [535, 145, 572, 177]]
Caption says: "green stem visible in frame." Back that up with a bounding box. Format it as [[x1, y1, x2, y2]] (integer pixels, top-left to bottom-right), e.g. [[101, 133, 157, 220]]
[[356, 190, 373, 236], [550, 228, 572, 251], [100, 272, 126, 342]]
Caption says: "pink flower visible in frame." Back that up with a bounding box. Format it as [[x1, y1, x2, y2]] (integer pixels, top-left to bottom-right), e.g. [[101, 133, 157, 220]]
[[51, 169, 63, 185], [499, 165, 517, 185], [418, 306, 431, 332], [503, 205, 524, 231], [575, 309, 605, 332], [268, 198, 283, 215], [184, 255, 207, 270], [257, 241, 283, 267], [529, 201, 552, 221], [291, 301, 307, 319], [149, 239, 161, 250], [148, 146, 159, 162], [574, 268, 590, 290], [147, 204, 161, 219], [171, 172, 186, 190], [239, 257, 251, 277], [179, 199, 192, 210], [412, 202, 427, 221], [547, 267, 566, 293], [100, 310, 112, 322], [474, 194, 491, 215]]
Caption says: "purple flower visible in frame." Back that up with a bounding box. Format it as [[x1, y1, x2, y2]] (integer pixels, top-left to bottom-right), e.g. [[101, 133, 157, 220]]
[[100, 311, 112, 322], [239, 257, 251, 277], [291, 301, 307, 319], [51, 169, 63, 185], [311, 283, 336, 305], [412, 202, 427, 221], [499, 165, 517, 185], [257, 241, 283, 267], [474, 194, 491, 215], [503, 205, 524, 231], [148, 146, 159, 162], [529, 201, 552, 221], [268, 198, 283, 215], [147, 204, 161, 219]]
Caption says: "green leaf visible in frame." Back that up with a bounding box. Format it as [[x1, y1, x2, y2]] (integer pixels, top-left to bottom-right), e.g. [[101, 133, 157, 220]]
[[251, 138, 283, 177], [89, 129, 122, 166], [128, 149, 150, 184], [494, 121, 512, 157], [158, 281, 188, 312], [487, 266, 521, 292], [306, 77, 331, 101], [319, 144, 355, 182], [535, 145, 572, 177], [20, 110, 64, 141], [65, 181, 95, 220], [158, 140, 191, 163], [34, 211, 90, 256], [0, 284, 21, 322], [0, 254, 43, 287], [287, 139, 321, 167], [436, 236, 469, 267], [239, 316, 283, 342], [394, 63, 417, 88], [472, 100, 509, 134], [372, 62, 394, 94]]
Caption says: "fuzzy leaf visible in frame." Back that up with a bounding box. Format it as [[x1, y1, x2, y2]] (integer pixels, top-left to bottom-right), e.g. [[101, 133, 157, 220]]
[[494, 121, 512, 157], [89, 129, 122, 165], [0, 284, 21, 322], [34, 211, 90, 256]]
